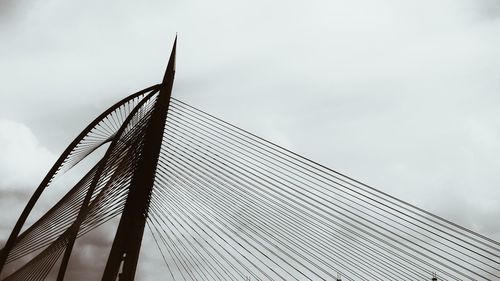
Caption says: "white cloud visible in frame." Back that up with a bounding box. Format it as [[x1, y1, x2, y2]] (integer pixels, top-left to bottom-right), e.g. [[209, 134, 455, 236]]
[[0, 119, 55, 191]]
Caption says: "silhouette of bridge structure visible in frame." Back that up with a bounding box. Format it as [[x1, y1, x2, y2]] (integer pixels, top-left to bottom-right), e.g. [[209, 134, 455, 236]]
[[1, 38, 499, 280]]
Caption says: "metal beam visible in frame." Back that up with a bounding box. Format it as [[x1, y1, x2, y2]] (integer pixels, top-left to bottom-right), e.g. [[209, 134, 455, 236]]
[[101, 37, 177, 281]]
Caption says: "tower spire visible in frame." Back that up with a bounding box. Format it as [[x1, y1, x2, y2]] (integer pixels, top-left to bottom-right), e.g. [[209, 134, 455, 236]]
[[101, 37, 177, 281], [162, 35, 176, 85]]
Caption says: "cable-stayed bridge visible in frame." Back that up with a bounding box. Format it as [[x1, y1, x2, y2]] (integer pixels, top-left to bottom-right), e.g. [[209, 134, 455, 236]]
[[0, 38, 499, 281]]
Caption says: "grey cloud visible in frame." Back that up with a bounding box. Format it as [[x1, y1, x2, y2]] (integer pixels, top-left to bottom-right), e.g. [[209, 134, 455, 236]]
[[0, 0, 24, 22]]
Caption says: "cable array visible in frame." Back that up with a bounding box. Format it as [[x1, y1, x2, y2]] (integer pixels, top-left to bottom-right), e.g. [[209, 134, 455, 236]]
[[52, 85, 159, 182], [1, 90, 160, 280], [2, 89, 499, 280], [145, 98, 500, 280], [3, 235, 68, 281]]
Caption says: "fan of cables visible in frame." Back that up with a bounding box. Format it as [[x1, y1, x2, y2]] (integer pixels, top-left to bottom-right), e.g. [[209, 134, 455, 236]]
[[2, 92, 500, 281], [1, 87, 161, 281], [145, 98, 500, 281]]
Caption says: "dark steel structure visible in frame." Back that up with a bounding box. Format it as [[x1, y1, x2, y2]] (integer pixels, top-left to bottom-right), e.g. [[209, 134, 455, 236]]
[[101, 38, 176, 281], [1, 37, 499, 281], [0, 38, 176, 281]]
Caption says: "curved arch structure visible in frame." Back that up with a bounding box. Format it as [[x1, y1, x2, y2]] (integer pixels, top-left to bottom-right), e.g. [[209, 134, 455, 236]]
[[0, 38, 177, 281]]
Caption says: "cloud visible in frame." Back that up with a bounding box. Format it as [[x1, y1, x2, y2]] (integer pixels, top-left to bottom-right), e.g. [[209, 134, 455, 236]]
[[0, 119, 56, 243], [0, 0, 23, 22], [0, 119, 55, 191]]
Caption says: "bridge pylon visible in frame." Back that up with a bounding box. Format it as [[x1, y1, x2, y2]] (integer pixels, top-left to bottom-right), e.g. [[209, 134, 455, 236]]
[[100, 37, 176, 281]]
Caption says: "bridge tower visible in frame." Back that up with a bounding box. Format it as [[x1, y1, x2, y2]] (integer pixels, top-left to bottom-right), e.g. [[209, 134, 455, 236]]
[[0, 37, 176, 281], [100, 37, 176, 281]]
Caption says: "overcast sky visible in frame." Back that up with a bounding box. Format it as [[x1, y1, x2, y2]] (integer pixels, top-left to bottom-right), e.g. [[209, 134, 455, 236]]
[[1, 0, 500, 280]]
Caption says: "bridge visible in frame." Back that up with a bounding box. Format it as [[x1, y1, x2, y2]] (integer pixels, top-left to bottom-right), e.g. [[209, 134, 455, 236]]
[[0, 38, 499, 280]]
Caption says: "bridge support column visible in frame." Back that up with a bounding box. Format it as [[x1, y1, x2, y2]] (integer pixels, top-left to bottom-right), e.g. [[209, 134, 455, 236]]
[[101, 37, 176, 281]]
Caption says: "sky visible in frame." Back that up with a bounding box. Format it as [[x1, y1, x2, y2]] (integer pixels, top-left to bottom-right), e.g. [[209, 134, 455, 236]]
[[1, 0, 500, 279]]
